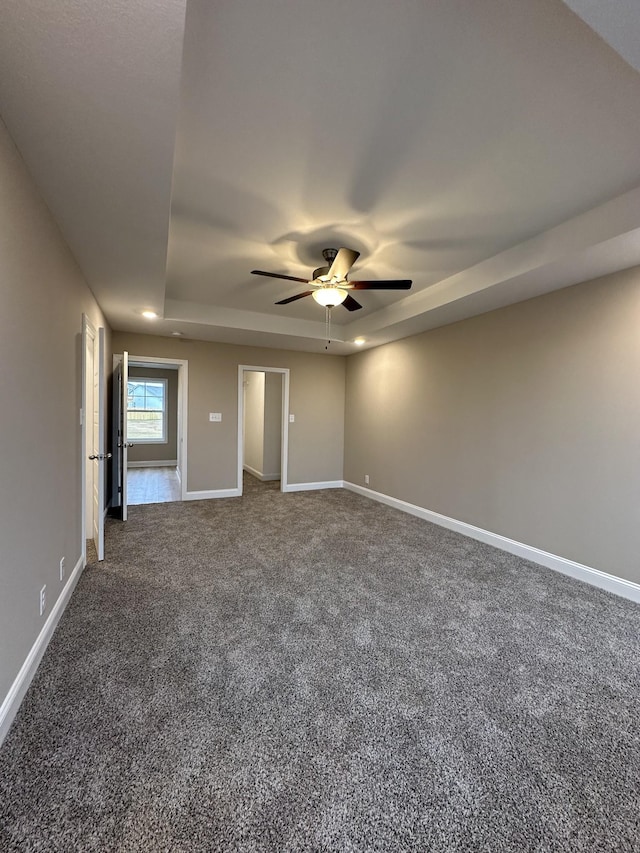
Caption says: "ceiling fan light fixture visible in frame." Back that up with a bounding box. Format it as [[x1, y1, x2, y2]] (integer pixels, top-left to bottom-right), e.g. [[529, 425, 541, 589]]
[[252, 246, 410, 314], [312, 287, 348, 307]]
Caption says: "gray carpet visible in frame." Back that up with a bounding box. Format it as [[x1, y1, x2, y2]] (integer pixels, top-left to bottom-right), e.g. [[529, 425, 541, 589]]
[[1, 486, 639, 852], [242, 470, 280, 494]]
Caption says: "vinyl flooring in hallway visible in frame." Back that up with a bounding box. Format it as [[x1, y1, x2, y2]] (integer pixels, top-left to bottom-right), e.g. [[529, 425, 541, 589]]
[[127, 466, 181, 505], [126, 468, 280, 506]]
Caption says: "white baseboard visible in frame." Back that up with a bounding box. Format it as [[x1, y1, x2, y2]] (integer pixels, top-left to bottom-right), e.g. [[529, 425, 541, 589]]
[[183, 488, 241, 501], [0, 553, 85, 747], [243, 464, 280, 482], [343, 482, 640, 604], [283, 480, 344, 493], [175, 466, 181, 485], [185, 480, 341, 498], [127, 460, 178, 469]]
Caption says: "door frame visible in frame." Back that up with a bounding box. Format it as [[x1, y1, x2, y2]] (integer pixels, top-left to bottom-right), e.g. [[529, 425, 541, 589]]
[[127, 355, 189, 499], [237, 365, 289, 494]]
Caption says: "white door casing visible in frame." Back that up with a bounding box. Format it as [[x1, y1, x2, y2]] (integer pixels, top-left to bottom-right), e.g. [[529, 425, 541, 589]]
[[237, 365, 289, 494], [126, 355, 189, 498]]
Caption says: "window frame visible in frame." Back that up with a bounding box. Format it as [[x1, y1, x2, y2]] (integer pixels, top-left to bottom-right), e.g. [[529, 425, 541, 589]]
[[126, 376, 168, 445]]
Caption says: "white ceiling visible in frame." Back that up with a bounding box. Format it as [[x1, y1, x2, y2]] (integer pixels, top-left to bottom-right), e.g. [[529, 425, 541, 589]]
[[1, 0, 640, 354]]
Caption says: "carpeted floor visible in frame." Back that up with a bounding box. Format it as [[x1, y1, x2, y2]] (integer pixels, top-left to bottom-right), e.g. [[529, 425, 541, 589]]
[[242, 470, 280, 494], [1, 486, 639, 852]]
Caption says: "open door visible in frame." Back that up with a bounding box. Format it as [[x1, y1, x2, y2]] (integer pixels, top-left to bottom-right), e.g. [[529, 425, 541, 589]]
[[110, 351, 130, 521], [82, 317, 108, 561], [93, 328, 107, 557]]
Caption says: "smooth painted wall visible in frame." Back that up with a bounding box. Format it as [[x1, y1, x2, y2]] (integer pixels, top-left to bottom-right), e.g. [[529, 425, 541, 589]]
[[345, 267, 640, 584], [127, 365, 178, 464], [0, 118, 110, 704], [243, 371, 265, 474], [263, 372, 282, 478], [112, 333, 346, 490]]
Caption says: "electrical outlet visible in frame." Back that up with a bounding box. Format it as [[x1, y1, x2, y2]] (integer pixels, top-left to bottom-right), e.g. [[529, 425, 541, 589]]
[[39, 585, 46, 616], [60, 557, 65, 582], [364, 474, 370, 485]]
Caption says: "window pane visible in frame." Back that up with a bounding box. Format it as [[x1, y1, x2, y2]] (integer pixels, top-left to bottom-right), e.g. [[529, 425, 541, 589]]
[[130, 392, 146, 410], [127, 412, 164, 440], [126, 378, 167, 442]]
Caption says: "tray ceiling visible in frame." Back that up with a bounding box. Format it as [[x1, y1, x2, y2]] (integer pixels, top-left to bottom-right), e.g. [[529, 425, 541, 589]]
[[1, 0, 640, 353]]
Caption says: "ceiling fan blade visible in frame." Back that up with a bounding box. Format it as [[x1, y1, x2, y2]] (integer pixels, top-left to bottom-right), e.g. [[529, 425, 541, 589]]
[[327, 247, 360, 281], [342, 294, 363, 311], [348, 280, 412, 290], [251, 270, 310, 284], [275, 291, 314, 305]]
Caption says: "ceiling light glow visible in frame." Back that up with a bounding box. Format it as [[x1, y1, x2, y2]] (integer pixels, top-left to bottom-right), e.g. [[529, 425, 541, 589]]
[[354, 338, 366, 346], [312, 287, 348, 307], [142, 310, 158, 319]]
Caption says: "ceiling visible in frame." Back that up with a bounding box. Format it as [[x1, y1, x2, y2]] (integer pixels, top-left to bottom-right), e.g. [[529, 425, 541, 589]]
[[2, 0, 640, 354]]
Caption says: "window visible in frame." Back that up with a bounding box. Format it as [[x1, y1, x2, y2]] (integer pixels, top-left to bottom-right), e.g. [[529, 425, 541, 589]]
[[127, 378, 167, 443]]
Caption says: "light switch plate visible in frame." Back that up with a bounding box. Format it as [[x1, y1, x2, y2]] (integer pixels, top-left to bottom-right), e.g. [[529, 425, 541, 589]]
[[289, 414, 295, 423], [209, 412, 222, 422]]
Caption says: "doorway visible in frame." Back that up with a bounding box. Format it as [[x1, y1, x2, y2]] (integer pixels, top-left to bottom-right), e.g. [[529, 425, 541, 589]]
[[127, 356, 188, 506], [237, 366, 289, 494], [127, 361, 180, 505], [111, 354, 189, 516]]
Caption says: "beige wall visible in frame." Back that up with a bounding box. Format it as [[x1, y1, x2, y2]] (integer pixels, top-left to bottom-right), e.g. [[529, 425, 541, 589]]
[[263, 372, 283, 478], [243, 371, 265, 475], [0, 118, 110, 704], [127, 365, 178, 464], [345, 267, 640, 584], [112, 333, 346, 490]]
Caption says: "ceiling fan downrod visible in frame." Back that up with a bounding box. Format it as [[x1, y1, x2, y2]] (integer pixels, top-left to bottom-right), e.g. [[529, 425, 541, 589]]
[[321, 248, 338, 266], [314, 249, 339, 282]]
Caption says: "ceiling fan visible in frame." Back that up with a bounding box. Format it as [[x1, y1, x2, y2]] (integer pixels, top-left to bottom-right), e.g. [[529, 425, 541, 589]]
[[251, 247, 412, 311]]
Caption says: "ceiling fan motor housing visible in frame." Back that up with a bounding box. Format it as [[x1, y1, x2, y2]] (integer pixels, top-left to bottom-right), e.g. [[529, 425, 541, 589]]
[[321, 247, 338, 266], [313, 248, 339, 281]]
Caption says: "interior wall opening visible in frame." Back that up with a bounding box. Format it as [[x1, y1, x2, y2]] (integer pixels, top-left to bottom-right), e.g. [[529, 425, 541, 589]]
[[238, 366, 289, 495], [126, 360, 182, 506]]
